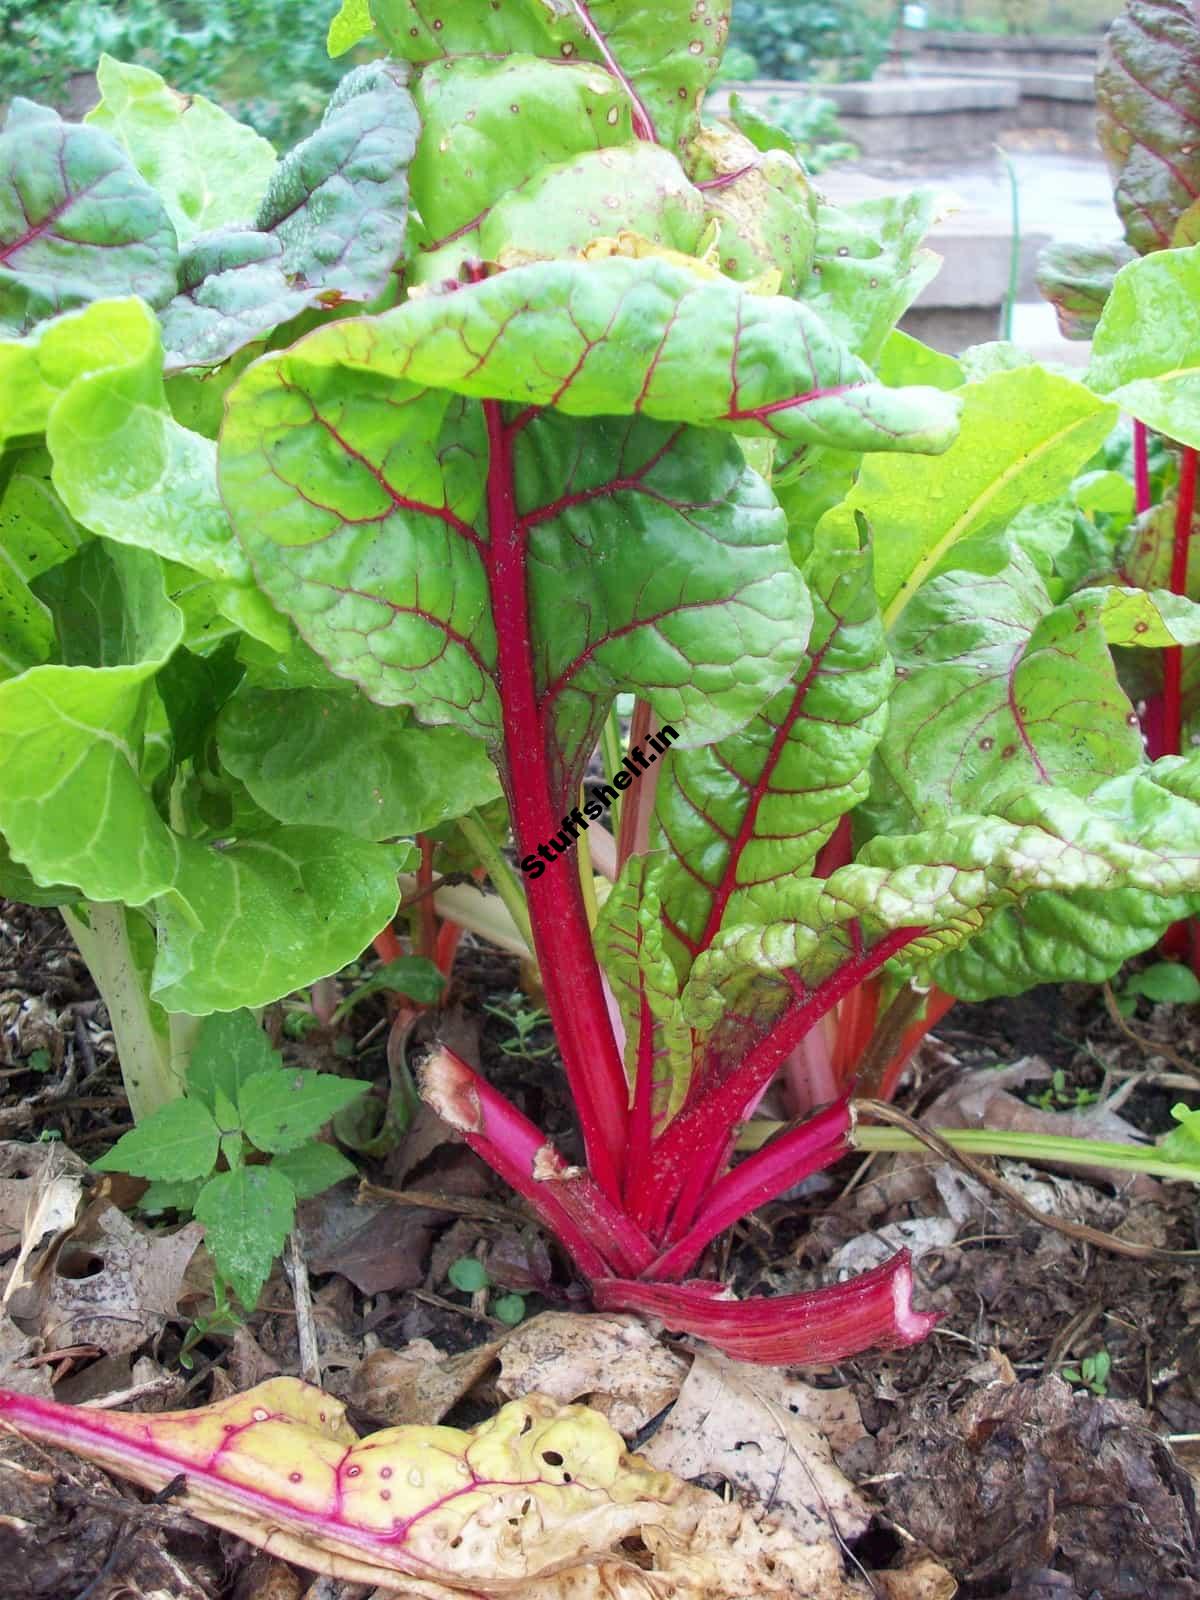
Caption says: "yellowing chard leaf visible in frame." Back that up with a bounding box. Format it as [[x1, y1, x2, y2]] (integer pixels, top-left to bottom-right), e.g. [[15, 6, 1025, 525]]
[[819, 366, 1117, 627], [1088, 245, 1200, 449], [0, 1380, 680, 1591], [86, 55, 277, 243]]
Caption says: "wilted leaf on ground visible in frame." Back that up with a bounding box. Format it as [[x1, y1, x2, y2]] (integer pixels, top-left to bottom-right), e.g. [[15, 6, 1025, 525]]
[[29, 1202, 201, 1358], [641, 1348, 871, 1544], [498, 1312, 688, 1438], [1, 1147, 83, 1311], [347, 1338, 505, 1427]]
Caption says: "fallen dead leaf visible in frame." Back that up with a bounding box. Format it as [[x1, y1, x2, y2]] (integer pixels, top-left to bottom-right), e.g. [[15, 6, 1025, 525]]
[[1, 1143, 84, 1308], [499, 1312, 689, 1436], [0, 1308, 50, 1398], [31, 1200, 202, 1357], [924, 1058, 1162, 1195], [641, 1347, 870, 1545], [872, 1556, 959, 1599], [348, 1337, 505, 1427], [829, 1218, 958, 1280]]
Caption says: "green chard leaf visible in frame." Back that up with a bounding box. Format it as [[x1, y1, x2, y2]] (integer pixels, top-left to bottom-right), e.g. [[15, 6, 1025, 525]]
[[0, 447, 88, 679], [1096, 0, 1200, 254], [1035, 239, 1136, 342], [46, 298, 251, 582], [818, 366, 1118, 629], [194, 1165, 295, 1311], [648, 528, 892, 978], [217, 686, 500, 840], [1088, 245, 1200, 449], [595, 853, 694, 1128], [93, 1096, 220, 1182], [86, 55, 277, 243], [160, 62, 418, 370], [801, 190, 942, 366], [328, 0, 375, 55], [867, 527, 1200, 831], [683, 756, 1200, 1034], [0, 100, 177, 337], [370, 0, 732, 151], [238, 1067, 368, 1154]]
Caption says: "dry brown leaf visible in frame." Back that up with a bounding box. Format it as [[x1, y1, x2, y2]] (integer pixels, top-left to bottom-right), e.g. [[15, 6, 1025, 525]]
[[872, 1556, 958, 1599], [31, 1201, 202, 1357], [641, 1348, 870, 1545], [923, 1059, 1161, 1195], [0, 1142, 85, 1308], [499, 1312, 688, 1436], [348, 1338, 505, 1427], [0, 1307, 50, 1398], [830, 1218, 958, 1281]]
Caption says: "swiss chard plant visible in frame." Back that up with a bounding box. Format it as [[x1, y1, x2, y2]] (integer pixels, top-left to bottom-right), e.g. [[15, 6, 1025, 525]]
[[2, 0, 1200, 1364]]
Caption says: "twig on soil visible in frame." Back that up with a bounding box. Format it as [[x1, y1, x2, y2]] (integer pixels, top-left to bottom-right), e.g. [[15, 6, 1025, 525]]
[[407, 1287, 509, 1329], [358, 1180, 528, 1227], [285, 1230, 322, 1387], [856, 1099, 1200, 1263], [1102, 984, 1198, 1078], [1042, 1303, 1102, 1378]]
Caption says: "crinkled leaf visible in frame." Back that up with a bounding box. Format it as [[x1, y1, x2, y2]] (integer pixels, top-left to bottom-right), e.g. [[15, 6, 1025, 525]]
[[0, 299, 157, 448], [238, 1069, 369, 1155], [254, 256, 959, 452], [820, 367, 1117, 628], [1088, 244, 1200, 449], [595, 854, 694, 1128], [194, 1165, 295, 1310], [217, 686, 500, 840], [0, 543, 183, 905], [1035, 239, 1136, 341], [150, 829, 403, 1014], [868, 528, 1198, 830], [649, 530, 891, 977], [936, 757, 1200, 998], [271, 1141, 356, 1199], [186, 1009, 283, 1113], [43, 297, 250, 582], [684, 759, 1200, 1033], [1096, 0, 1200, 254], [801, 190, 942, 365], [371, 0, 732, 151], [0, 100, 177, 337], [93, 1097, 220, 1182], [160, 62, 417, 370], [86, 56, 277, 243], [222, 382, 809, 804]]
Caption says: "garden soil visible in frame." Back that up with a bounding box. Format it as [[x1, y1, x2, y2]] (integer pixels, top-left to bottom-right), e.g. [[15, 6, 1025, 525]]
[[0, 903, 1197, 1599]]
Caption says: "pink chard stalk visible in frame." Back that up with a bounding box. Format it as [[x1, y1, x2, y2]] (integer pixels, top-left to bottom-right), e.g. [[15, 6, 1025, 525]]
[[207, 0, 1200, 1364]]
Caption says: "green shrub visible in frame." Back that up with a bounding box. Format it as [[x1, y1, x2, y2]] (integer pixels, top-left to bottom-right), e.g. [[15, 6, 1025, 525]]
[[728, 0, 893, 81], [0, 0, 365, 144]]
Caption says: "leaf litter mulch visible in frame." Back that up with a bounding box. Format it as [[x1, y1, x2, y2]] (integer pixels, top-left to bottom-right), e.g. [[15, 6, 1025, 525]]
[[0, 901, 1197, 1600]]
